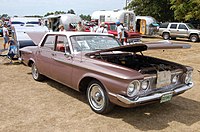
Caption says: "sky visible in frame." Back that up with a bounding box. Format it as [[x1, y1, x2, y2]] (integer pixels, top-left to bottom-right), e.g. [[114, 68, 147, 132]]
[[0, 0, 126, 16]]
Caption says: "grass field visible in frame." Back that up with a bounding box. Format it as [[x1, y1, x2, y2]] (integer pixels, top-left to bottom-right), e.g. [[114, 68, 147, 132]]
[[0, 37, 200, 131]]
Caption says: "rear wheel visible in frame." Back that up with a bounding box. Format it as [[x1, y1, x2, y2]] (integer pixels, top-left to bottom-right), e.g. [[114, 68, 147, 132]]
[[31, 63, 44, 81], [190, 34, 199, 42], [87, 80, 114, 114], [163, 32, 170, 40]]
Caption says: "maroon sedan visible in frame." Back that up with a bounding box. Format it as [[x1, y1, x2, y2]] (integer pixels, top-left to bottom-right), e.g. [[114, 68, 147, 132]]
[[20, 32, 193, 114]]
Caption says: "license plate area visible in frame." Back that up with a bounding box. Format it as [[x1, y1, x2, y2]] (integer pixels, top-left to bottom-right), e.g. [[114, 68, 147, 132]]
[[156, 71, 171, 88], [160, 93, 173, 103]]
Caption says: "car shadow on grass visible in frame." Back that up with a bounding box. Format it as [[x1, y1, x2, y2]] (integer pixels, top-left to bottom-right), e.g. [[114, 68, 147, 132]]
[[107, 96, 200, 131], [41, 77, 88, 104], [31, 77, 200, 131]]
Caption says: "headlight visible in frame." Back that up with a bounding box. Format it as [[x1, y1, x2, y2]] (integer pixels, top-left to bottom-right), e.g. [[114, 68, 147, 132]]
[[127, 80, 140, 97], [172, 75, 179, 84], [185, 72, 192, 84], [141, 80, 150, 90]]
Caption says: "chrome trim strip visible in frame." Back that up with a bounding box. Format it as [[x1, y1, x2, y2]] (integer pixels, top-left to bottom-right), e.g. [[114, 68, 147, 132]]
[[112, 82, 193, 105]]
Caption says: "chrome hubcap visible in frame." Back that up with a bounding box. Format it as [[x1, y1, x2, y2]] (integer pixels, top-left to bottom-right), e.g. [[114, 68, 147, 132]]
[[88, 84, 105, 111], [164, 34, 169, 39], [32, 64, 38, 79], [191, 36, 197, 42]]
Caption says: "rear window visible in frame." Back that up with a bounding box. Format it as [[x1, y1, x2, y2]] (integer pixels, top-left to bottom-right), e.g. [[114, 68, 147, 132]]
[[159, 23, 168, 28], [170, 24, 177, 29], [26, 21, 39, 25], [11, 21, 25, 25]]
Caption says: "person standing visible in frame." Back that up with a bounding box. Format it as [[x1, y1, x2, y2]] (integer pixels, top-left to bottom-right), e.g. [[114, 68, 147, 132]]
[[116, 21, 125, 45], [59, 24, 66, 32], [96, 22, 108, 33], [75, 21, 85, 32], [3, 23, 9, 49]]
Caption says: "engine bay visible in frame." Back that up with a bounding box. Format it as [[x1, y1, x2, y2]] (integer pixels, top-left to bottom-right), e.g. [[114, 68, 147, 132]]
[[94, 53, 182, 74]]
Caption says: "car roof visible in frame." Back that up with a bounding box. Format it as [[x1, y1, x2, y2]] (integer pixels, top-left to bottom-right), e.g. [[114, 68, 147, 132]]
[[45, 31, 114, 37], [161, 22, 189, 25]]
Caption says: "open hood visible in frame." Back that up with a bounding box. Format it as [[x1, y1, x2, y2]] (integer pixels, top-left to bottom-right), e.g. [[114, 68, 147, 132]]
[[86, 41, 191, 56], [86, 44, 148, 56]]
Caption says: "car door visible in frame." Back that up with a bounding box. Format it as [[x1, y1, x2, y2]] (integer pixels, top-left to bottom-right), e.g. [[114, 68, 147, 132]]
[[169, 24, 178, 37], [50, 35, 73, 87], [36, 34, 56, 78], [177, 24, 189, 37]]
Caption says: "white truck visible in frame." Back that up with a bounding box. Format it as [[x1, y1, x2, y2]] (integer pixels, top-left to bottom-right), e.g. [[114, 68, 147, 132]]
[[43, 14, 82, 31]]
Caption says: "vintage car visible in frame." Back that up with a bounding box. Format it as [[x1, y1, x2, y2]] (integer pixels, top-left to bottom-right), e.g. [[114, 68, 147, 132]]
[[20, 32, 193, 114]]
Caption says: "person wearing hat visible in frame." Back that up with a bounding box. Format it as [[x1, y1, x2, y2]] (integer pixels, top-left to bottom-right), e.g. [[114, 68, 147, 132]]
[[59, 24, 66, 32], [116, 21, 125, 45], [96, 22, 108, 33], [2, 23, 10, 49]]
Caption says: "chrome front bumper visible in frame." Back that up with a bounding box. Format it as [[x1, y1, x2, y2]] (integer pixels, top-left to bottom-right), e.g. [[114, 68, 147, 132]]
[[114, 83, 193, 105]]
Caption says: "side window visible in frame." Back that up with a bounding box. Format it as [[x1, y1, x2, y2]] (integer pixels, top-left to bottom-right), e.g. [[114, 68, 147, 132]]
[[159, 23, 169, 28], [170, 24, 177, 29], [42, 35, 55, 50], [100, 15, 105, 23], [56, 35, 70, 53], [178, 24, 187, 30]]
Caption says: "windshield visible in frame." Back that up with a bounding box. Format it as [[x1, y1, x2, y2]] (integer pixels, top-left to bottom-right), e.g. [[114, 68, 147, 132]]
[[186, 23, 195, 29], [70, 35, 121, 52], [109, 24, 117, 30]]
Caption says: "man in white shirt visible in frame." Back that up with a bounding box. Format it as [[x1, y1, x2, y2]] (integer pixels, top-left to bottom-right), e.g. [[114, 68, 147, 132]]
[[116, 21, 125, 45], [3, 24, 9, 49], [96, 22, 108, 33]]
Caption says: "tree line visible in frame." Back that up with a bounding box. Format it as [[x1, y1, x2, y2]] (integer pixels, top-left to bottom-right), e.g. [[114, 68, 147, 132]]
[[126, 0, 200, 23], [44, 9, 91, 21], [1, 1, 199, 23], [0, 9, 91, 22]]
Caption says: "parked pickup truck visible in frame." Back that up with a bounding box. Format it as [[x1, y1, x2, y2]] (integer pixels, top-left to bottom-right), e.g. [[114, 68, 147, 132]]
[[158, 22, 200, 42], [105, 22, 141, 44]]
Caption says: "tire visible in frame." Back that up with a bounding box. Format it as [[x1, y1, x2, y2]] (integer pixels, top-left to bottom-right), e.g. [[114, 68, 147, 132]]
[[31, 63, 44, 81], [87, 80, 114, 114], [163, 32, 170, 40], [190, 34, 199, 42]]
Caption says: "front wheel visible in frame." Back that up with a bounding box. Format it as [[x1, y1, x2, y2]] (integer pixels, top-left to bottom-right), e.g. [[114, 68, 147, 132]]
[[163, 32, 170, 40], [190, 34, 199, 42], [87, 80, 114, 114], [31, 63, 44, 81]]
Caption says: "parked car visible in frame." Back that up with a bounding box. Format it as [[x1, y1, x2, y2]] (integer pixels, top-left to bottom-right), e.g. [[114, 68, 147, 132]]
[[12, 24, 48, 58], [158, 22, 200, 42], [20, 32, 193, 114]]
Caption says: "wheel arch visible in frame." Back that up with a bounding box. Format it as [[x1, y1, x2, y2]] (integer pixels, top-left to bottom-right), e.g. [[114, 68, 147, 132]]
[[79, 77, 104, 94], [189, 33, 199, 38], [28, 58, 35, 67], [162, 31, 170, 36]]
